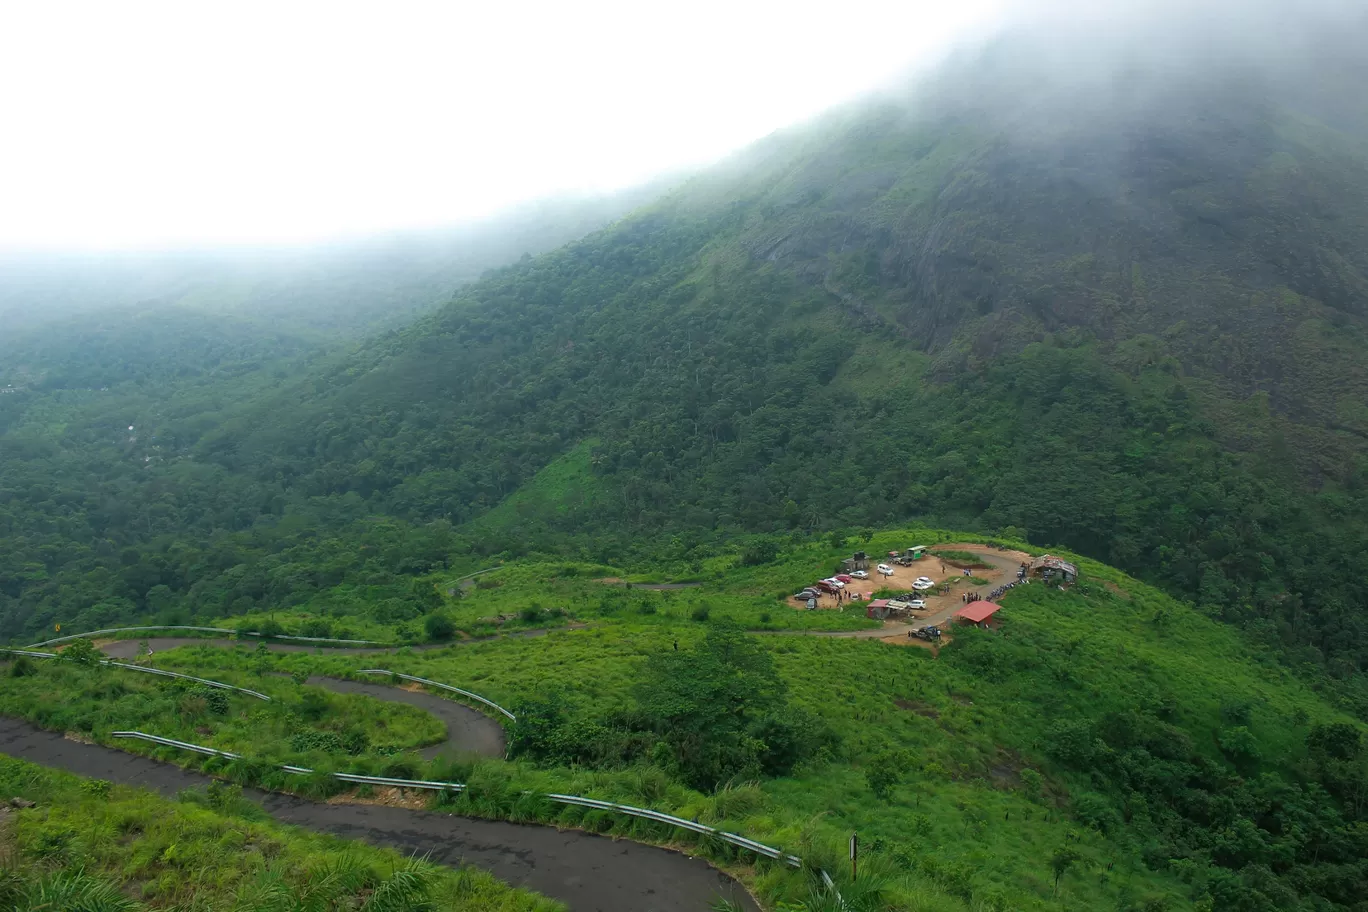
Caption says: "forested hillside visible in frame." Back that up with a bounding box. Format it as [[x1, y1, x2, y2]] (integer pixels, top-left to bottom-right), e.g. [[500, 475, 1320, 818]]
[[4, 11, 1368, 707]]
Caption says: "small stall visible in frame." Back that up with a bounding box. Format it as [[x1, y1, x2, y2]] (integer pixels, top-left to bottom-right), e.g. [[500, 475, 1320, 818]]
[[955, 600, 1002, 629], [1029, 555, 1079, 584]]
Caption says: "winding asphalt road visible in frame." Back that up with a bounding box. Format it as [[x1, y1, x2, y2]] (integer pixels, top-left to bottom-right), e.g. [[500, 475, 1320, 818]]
[[0, 639, 760, 911], [5, 551, 1024, 906], [301, 675, 507, 760], [100, 640, 509, 759], [0, 719, 754, 912]]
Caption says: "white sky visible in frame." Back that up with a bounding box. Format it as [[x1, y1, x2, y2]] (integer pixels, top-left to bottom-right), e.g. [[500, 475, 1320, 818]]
[[0, 0, 1002, 250]]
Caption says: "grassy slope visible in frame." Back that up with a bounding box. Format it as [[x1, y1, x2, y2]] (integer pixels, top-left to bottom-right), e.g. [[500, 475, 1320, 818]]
[[0, 754, 561, 911], [462, 440, 609, 537], [107, 529, 1360, 911], [0, 659, 444, 775]]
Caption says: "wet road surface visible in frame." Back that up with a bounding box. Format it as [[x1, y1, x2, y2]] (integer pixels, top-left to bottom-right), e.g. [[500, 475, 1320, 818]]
[[0, 717, 758, 912], [302, 675, 506, 760]]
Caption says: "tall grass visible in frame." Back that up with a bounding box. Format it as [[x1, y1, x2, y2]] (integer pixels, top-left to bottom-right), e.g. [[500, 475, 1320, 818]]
[[0, 755, 562, 911]]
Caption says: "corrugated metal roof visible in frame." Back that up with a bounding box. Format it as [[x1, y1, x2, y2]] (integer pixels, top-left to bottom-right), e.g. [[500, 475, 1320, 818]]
[[956, 601, 1001, 623], [1030, 555, 1079, 576]]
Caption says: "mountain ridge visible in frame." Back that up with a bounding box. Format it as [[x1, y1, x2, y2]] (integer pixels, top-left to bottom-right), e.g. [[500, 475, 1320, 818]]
[[5, 15, 1368, 690]]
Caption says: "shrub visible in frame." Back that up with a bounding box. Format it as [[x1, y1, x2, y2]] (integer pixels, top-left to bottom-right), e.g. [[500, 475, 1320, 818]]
[[60, 639, 102, 667], [1219, 726, 1262, 770], [691, 605, 711, 622], [740, 540, 779, 566], [8, 656, 37, 677], [197, 687, 230, 715], [80, 778, 112, 800], [380, 756, 420, 779], [242, 618, 286, 639], [341, 729, 370, 755], [290, 730, 346, 753], [423, 613, 455, 642], [298, 690, 330, 722], [1073, 791, 1122, 834], [1045, 718, 1102, 767], [296, 618, 333, 639], [206, 779, 244, 812], [177, 694, 209, 718]]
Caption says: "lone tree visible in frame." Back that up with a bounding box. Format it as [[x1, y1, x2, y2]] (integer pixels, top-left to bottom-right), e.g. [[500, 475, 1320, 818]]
[[1050, 845, 1082, 895], [636, 624, 821, 789]]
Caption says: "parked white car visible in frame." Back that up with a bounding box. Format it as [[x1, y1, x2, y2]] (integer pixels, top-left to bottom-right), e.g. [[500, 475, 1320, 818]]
[[851, 570, 869, 579], [909, 599, 927, 609], [915, 576, 935, 586], [823, 577, 845, 589], [876, 563, 894, 576]]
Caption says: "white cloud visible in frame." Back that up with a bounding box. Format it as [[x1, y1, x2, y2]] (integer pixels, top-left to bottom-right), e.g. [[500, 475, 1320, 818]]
[[0, 0, 1000, 249]]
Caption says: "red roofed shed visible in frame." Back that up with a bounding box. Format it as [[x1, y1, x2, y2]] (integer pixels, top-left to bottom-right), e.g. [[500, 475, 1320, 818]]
[[956, 601, 1002, 627], [867, 599, 891, 620]]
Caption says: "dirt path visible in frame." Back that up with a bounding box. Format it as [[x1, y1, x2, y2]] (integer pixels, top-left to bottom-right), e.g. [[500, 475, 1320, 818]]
[[0, 718, 755, 912], [795, 544, 1031, 641]]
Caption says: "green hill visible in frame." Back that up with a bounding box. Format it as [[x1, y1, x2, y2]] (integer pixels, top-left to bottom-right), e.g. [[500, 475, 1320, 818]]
[[3, 13, 1368, 911], [6, 533, 1367, 911], [4, 12, 1368, 700]]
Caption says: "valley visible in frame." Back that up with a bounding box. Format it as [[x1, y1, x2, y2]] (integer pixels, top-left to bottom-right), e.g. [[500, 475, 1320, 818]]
[[3, 7, 1368, 910]]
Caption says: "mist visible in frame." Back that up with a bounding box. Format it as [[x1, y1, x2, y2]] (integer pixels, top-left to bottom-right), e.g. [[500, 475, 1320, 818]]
[[907, 0, 1368, 129], [0, 0, 1000, 251]]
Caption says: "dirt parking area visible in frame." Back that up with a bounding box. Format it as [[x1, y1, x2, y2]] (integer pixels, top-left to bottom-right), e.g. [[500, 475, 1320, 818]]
[[789, 543, 1035, 634], [785, 571, 888, 611]]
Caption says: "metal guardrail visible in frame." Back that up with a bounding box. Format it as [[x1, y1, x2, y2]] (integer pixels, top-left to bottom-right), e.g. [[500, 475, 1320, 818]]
[[113, 732, 244, 760], [107, 730, 841, 902], [451, 566, 504, 583], [358, 670, 516, 722], [5, 649, 271, 701], [110, 732, 465, 792], [105, 662, 272, 701], [27, 626, 386, 649], [544, 793, 803, 868], [17, 647, 841, 897], [29, 626, 235, 647], [332, 772, 466, 792]]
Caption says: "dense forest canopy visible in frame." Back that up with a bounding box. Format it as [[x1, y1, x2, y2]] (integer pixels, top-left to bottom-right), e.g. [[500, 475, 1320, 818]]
[[3, 8, 1368, 710]]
